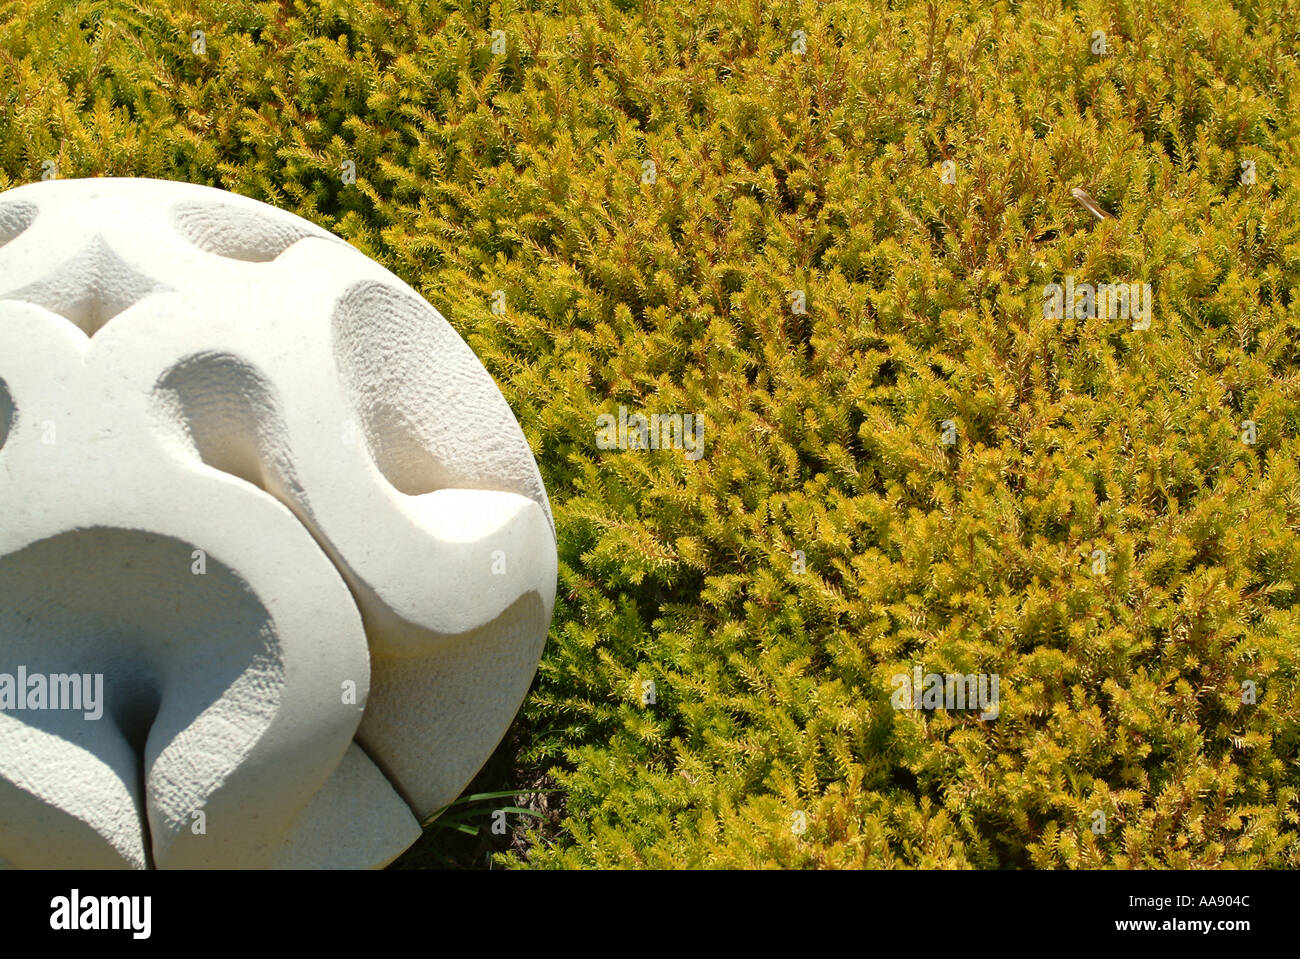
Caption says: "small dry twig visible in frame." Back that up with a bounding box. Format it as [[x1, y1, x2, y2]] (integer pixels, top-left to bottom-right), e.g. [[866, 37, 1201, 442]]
[[1071, 186, 1113, 221]]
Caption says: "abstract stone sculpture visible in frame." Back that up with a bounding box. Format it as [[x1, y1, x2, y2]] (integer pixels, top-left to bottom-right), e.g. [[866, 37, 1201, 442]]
[[0, 178, 557, 868]]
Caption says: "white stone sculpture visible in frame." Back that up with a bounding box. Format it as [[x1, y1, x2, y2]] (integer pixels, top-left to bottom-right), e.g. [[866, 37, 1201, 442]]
[[0, 178, 557, 869]]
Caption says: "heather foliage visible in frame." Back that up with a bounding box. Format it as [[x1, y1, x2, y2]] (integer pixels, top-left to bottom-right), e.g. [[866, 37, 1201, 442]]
[[2, 0, 1298, 868]]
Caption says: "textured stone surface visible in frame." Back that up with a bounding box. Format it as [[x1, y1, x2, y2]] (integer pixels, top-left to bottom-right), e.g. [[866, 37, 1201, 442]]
[[0, 177, 557, 869]]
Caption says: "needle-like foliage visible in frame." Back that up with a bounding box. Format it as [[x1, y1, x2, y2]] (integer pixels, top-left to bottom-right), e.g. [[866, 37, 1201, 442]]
[[2, 0, 1298, 868]]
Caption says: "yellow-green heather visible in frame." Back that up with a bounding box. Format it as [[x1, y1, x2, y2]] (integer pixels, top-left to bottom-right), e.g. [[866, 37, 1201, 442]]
[[1, 0, 1297, 868]]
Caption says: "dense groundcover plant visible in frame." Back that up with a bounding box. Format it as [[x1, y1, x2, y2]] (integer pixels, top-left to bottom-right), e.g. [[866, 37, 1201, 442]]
[[2, 0, 1297, 869]]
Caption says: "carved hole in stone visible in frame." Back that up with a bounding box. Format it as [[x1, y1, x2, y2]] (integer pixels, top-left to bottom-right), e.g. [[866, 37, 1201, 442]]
[[332, 280, 543, 504], [0, 377, 13, 451], [153, 352, 300, 503], [171, 200, 329, 262], [0, 201, 37, 247], [0, 528, 283, 870]]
